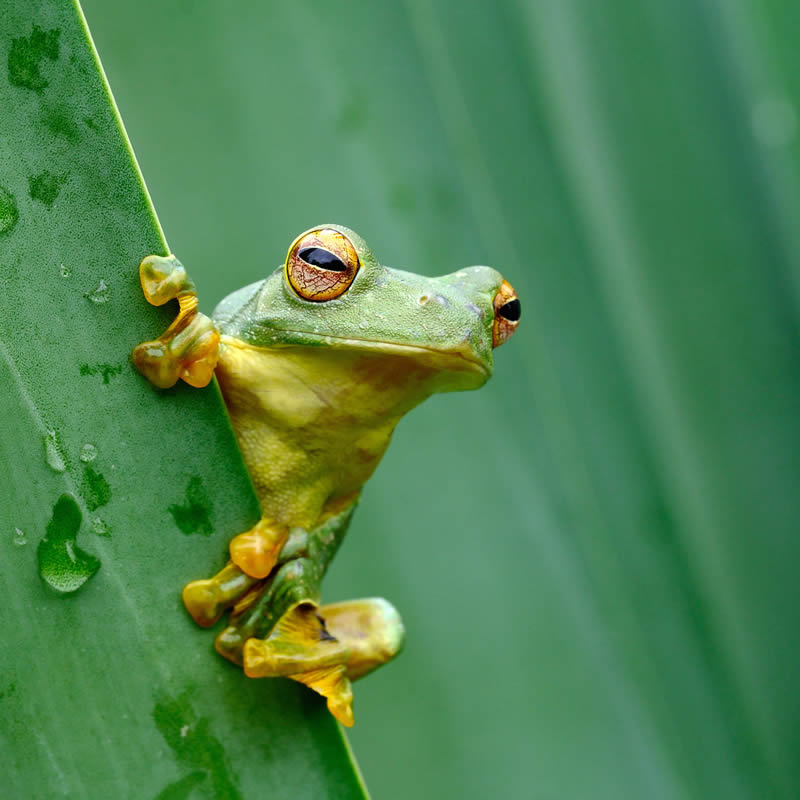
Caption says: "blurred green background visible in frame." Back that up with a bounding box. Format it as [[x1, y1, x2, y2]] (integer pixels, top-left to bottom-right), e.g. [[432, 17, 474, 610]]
[[80, 1, 800, 797]]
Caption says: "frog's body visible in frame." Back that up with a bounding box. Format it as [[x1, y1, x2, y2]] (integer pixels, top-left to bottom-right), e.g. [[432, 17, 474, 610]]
[[132, 225, 520, 726], [217, 338, 446, 527]]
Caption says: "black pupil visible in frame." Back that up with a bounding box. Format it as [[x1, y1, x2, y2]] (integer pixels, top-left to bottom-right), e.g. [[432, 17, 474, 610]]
[[498, 298, 521, 322], [298, 247, 347, 272]]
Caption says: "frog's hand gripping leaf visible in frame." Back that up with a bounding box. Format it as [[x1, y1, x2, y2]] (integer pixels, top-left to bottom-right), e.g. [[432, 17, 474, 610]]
[[131, 256, 289, 578], [131, 254, 220, 389]]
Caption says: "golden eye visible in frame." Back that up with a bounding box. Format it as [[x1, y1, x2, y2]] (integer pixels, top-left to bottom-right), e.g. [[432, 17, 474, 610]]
[[492, 280, 521, 348], [285, 227, 360, 302]]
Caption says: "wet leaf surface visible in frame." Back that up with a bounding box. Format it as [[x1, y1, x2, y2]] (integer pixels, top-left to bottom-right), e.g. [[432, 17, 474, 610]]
[[0, 2, 365, 797]]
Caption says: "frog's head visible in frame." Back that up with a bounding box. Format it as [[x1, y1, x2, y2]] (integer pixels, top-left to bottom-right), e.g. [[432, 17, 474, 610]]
[[216, 224, 520, 395]]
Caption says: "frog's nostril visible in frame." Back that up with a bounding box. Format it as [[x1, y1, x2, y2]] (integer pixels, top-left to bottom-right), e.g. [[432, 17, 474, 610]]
[[492, 280, 521, 348]]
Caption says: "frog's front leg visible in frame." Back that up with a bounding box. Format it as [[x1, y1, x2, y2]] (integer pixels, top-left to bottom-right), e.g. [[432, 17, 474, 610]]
[[131, 254, 220, 389], [133, 254, 291, 580]]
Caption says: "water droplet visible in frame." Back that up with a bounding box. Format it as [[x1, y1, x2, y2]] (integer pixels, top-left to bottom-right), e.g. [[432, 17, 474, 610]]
[[86, 279, 110, 304], [79, 443, 97, 463], [752, 95, 797, 148], [90, 517, 111, 538], [44, 429, 66, 472], [59, 263, 71, 278], [359, 320, 370, 330], [37, 494, 100, 594], [12, 528, 27, 546]]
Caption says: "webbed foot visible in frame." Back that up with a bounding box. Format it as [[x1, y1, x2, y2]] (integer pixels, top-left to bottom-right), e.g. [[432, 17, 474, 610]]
[[243, 602, 354, 725], [132, 254, 220, 388], [238, 597, 404, 727]]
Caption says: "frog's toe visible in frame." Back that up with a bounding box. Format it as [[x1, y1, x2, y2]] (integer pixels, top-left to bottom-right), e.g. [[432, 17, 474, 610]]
[[183, 579, 223, 628], [182, 562, 260, 628], [321, 597, 405, 681], [215, 623, 247, 665], [132, 339, 181, 389], [139, 254, 195, 306], [292, 665, 354, 727], [229, 520, 289, 579], [178, 325, 220, 387]]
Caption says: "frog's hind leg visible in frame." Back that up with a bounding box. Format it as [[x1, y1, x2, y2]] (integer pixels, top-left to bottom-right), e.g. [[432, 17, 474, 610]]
[[249, 598, 406, 726], [239, 595, 405, 727], [212, 556, 355, 725], [131, 254, 220, 389]]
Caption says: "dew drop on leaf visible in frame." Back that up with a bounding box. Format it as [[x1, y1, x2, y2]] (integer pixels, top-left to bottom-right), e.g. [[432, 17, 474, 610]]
[[80, 443, 97, 463], [44, 429, 66, 472], [86, 279, 110, 304], [90, 517, 111, 538], [13, 528, 27, 547], [37, 494, 100, 594]]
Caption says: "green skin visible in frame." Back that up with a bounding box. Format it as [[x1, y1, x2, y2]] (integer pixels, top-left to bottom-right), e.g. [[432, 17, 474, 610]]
[[133, 224, 519, 724]]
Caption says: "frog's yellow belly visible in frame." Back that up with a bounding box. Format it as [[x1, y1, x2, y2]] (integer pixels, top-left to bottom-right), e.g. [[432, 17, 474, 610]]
[[215, 336, 439, 529]]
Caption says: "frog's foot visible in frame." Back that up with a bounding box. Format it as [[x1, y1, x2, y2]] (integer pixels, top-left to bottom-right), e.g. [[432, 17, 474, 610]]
[[131, 254, 220, 389], [319, 597, 405, 681], [242, 602, 355, 726], [182, 561, 261, 628], [229, 519, 290, 579]]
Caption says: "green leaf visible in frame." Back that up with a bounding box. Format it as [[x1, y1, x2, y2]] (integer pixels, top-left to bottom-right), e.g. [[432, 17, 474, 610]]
[[81, 1, 800, 798], [0, 2, 365, 797]]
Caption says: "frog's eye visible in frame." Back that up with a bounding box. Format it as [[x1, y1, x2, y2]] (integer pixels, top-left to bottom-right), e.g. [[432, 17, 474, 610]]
[[492, 280, 521, 348], [285, 227, 360, 302]]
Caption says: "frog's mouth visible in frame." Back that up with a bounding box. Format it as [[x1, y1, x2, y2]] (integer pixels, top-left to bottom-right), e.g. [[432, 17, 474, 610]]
[[222, 332, 491, 379], [306, 333, 491, 377]]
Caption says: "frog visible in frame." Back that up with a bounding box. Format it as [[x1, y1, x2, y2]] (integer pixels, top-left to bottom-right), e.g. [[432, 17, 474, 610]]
[[132, 225, 520, 726]]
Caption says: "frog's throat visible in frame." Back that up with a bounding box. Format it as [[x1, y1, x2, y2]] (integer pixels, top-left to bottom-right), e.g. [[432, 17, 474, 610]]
[[221, 331, 490, 378]]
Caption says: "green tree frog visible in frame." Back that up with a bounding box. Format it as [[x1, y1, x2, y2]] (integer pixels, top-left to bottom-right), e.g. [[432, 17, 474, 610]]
[[132, 225, 520, 726]]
